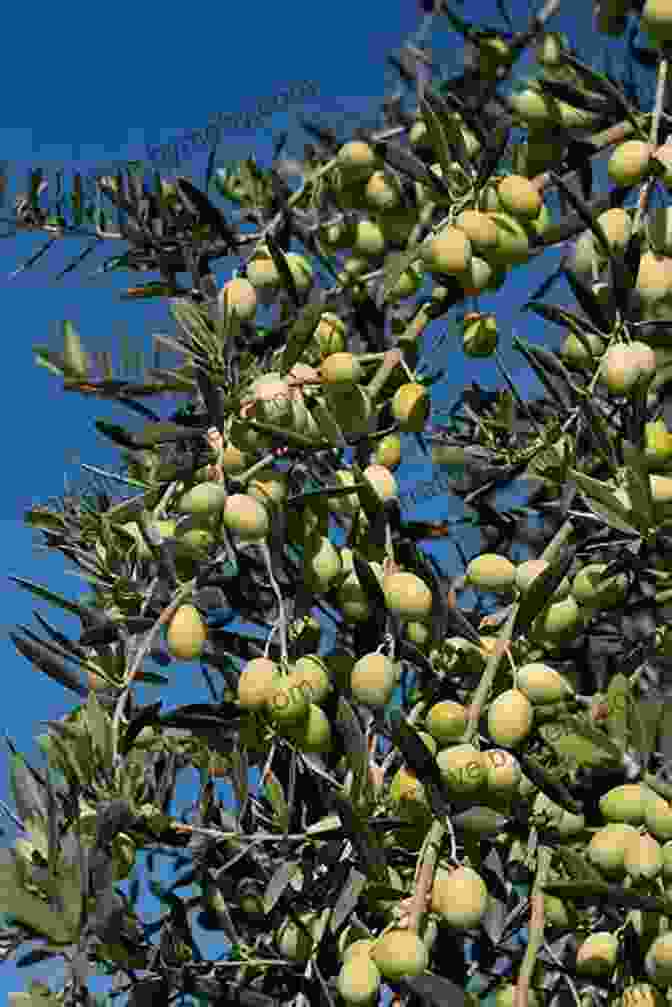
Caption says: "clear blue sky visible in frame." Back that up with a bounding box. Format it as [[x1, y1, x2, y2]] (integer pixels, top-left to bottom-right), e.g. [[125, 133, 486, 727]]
[[0, 1, 649, 1002]]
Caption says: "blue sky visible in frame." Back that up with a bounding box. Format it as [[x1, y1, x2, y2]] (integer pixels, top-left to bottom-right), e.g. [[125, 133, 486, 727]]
[[0, 0, 651, 1002]]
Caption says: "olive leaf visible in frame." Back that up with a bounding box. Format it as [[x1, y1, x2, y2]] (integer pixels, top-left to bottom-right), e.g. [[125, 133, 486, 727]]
[[0, 852, 77, 945]]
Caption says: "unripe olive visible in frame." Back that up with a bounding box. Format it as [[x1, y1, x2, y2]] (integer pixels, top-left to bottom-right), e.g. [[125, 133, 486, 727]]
[[645, 418, 672, 467], [608, 140, 652, 187], [459, 255, 495, 296], [178, 482, 227, 517], [370, 929, 428, 980], [283, 703, 332, 753], [497, 174, 542, 220], [329, 469, 361, 516], [353, 218, 387, 258], [406, 620, 432, 648], [600, 783, 647, 825], [341, 936, 376, 961], [365, 169, 402, 212], [321, 352, 363, 388], [336, 954, 382, 1005], [588, 822, 639, 876], [561, 329, 606, 366], [430, 865, 488, 929], [292, 654, 331, 707], [646, 933, 672, 986], [641, 0, 672, 47], [247, 468, 289, 509], [455, 209, 499, 252], [383, 571, 433, 620], [663, 840, 672, 879], [276, 916, 314, 961], [173, 524, 215, 559], [165, 604, 207, 661], [339, 255, 369, 280], [535, 30, 569, 66], [390, 766, 429, 813], [420, 226, 472, 276], [314, 312, 346, 357], [351, 652, 396, 708], [337, 575, 372, 623], [597, 207, 632, 254], [651, 473, 672, 510], [337, 141, 380, 181], [530, 595, 583, 643], [495, 984, 540, 1007], [569, 230, 601, 277], [487, 689, 533, 748], [249, 373, 294, 425], [238, 657, 281, 710], [246, 256, 283, 290], [436, 743, 487, 795], [387, 261, 424, 302], [484, 749, 521, 794], [222, 493, 269, 541], [571, 562, 628, 608], [220, 442, 249, 475], [624, 831, 663, 881], [643, 790, 672, 840], [636, 251, 672, 304], [620, 984, 666, 1007], [305, 534, 342, 592], [461, 312, 498, 357], [466, 553, 516, 593], [363, 463, 398, 502], [267, 674, 311, 725], [576, 931, 618, 977], [425, 701, 468, 746], [508, 86, 557, 125], [517, 663, 572, 703], [219, 277, 258, 321], [373, 433, 402, 470], [391, 382, 430, 432]]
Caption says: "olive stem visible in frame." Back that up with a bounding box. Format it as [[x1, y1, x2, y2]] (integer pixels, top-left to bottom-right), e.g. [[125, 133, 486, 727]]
[[236, 451, 282, 487], [111, 574, 200, 772], [463, 516, 576, 744], [406, 818, 446, 933], [515, 844, 551, 1007], [633, 55, 668, 236], [463, 603, 519, 744], [259, 540, 289, 664], [367, 349, 403, 402]]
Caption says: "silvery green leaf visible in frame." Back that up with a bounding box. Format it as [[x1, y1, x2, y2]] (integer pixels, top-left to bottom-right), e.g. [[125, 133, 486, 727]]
[[451, 807, 508, 835], [330, 868, 367, 934], [263, 860, 302, 915]]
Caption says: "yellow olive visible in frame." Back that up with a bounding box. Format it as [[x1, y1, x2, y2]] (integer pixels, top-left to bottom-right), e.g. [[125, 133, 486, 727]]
[[165, 604, 207, 661]]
